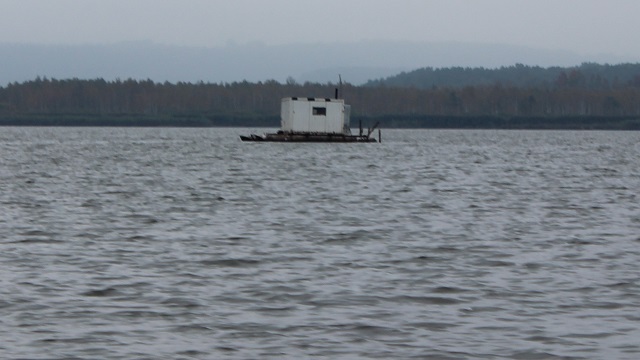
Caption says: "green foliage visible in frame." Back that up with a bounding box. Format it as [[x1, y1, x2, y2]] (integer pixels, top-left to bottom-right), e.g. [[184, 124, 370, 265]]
[[2, 65, 640, 129], [366, 63, 640, 90]]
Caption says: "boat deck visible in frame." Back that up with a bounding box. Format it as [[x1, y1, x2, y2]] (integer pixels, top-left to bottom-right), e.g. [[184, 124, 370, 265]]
[[240, 132, 377, 142]]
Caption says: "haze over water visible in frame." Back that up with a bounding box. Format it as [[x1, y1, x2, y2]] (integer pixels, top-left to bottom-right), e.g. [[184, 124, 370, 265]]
[[1, 127, 639, 359]]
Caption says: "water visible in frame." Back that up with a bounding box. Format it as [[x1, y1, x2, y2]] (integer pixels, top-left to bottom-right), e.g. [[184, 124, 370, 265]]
[[1, 127, 639, 359]]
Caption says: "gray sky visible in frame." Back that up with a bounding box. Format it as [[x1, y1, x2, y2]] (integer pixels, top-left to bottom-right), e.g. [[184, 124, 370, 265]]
[[1, 0, 639, 58]]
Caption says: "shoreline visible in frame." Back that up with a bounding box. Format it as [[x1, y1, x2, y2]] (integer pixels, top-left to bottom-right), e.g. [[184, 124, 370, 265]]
[[1, 114, 639, 130]]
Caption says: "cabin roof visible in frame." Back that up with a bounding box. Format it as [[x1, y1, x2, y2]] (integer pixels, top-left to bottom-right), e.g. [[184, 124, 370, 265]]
[[284, 97, 342, 102]]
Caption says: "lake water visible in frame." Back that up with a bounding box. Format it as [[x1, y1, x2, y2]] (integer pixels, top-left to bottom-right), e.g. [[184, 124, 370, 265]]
[[1, 127, 639, 359]]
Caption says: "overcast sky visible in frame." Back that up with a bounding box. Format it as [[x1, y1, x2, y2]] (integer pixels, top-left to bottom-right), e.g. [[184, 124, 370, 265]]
[[1, 0, 639, 58]]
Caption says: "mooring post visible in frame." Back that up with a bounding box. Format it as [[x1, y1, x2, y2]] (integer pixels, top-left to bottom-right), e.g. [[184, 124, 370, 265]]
[[378, 128, 381, 143]]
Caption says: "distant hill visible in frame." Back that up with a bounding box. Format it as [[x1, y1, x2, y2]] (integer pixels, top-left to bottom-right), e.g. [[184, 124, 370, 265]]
[[1, 41, 637, 86], [366, 63, 640, 89]]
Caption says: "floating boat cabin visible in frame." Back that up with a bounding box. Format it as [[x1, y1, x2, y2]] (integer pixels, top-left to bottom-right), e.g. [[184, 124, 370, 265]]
[[240, 94, 379, 142]]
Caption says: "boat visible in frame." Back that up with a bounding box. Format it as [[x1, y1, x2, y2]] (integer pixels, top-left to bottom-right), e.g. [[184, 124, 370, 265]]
[[240, 91, 380, 142]]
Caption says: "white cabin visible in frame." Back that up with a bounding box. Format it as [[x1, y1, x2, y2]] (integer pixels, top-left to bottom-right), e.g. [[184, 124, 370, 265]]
[[280, 97, 351, 134]]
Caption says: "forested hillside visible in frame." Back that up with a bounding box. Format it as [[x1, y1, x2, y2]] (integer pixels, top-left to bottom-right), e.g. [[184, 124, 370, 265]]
[[366, 63, 640, 89], [2, 63, 640, 129]]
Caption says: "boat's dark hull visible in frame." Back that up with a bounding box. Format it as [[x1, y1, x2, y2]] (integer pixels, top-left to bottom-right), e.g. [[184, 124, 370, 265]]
[[240, 133, 377, 142]]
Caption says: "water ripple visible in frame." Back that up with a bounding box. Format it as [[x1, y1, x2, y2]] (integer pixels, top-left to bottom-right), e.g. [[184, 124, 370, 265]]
[[1, 128, 639, 359]]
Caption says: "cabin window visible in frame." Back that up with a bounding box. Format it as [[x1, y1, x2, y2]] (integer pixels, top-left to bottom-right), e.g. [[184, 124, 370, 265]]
[[313, 107, 326, 116]]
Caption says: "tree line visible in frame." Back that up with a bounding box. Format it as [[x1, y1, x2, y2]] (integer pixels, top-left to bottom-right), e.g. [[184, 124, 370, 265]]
[[1, 63, 640, 129]]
